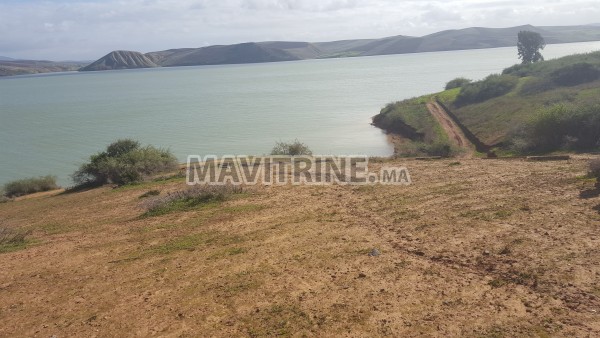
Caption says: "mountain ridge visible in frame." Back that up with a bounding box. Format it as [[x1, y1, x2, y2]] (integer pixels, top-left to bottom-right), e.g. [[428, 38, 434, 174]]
[[3, 24, 600, 76], [80, 24, 600, 72]]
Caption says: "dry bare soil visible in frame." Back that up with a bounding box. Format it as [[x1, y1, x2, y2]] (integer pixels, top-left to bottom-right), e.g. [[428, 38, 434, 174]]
[[1, 157, 599, 337]]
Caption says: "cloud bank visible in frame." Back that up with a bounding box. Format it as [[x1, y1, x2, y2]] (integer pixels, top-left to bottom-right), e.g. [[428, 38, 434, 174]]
[[0, 0, 598, 60]]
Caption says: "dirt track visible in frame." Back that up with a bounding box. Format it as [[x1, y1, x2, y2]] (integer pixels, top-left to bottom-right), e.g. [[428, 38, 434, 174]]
[[426, 101, 475, 157]]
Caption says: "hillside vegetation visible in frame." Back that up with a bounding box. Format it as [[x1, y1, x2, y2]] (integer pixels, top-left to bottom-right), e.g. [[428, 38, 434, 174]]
[[374, 51, 600, 155]]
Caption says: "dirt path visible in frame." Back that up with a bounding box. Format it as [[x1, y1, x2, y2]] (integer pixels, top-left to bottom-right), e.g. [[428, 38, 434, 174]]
[[426, 101, 475, 157]]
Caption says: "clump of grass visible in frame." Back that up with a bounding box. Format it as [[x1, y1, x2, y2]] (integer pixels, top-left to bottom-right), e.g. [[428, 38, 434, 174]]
[[140, 185, 243, 217], [139, 190, 160, 199], [0, 225, 31, 253], [2, 175, 59, 198]]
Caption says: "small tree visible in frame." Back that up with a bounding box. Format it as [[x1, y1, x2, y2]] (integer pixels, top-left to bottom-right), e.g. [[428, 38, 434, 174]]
[[517, 31, 546, 64], [270, 140, 313, 156]]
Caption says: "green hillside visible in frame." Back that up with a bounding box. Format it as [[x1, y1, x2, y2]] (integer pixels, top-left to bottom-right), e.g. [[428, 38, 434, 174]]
[[374, 51, 600, 156]]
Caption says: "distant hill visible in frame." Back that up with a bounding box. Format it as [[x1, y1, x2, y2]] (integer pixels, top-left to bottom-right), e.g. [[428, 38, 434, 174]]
[[0, 59, 87, 77], [80, 51, 158, 71], [145, 42, 299, 67], [78, 24, 600, 72], [0, 56, 15, 61], [4, 24, 600, 76]]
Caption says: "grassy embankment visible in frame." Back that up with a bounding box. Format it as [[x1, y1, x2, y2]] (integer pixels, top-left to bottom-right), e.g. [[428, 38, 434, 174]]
[[374, 51, 600, 157]]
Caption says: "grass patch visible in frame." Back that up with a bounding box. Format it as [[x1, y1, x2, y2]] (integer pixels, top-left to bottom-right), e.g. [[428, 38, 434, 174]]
[[40, 222, 77, 235], [0, 226, 31, 254], [151, 233, 208, 254], [139, 185, 244, 217], [208, 247, 249, 260], [139, 190, 160, 199], [245, 304, 313, 337]]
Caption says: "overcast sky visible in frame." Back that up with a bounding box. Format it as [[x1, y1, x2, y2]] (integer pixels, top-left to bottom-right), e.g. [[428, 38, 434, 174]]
[[1, 0, 598, 60]]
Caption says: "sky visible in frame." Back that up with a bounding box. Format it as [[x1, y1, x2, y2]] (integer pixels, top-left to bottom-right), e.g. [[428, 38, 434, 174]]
[[1, 0, 598, 60]]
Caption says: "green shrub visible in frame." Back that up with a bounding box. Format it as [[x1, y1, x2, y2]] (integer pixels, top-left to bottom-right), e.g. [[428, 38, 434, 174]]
[[551, 63, 600, 87], [515, 105, 600, 153], [502, 64, 531, 77], [455, 74, 519, 106], [3, 175, 58, 198], [445, 77, 472, 90], [270, 140, 313, 156], [73, 139, 179, 186], [519, 77, 556, 96]]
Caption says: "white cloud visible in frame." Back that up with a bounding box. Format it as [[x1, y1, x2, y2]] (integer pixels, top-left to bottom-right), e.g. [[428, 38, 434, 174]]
[[0, 0, 597, 60]]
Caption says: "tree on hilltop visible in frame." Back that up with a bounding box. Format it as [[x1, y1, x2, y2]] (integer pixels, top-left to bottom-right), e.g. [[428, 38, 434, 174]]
[[517, 31, 546, 64]]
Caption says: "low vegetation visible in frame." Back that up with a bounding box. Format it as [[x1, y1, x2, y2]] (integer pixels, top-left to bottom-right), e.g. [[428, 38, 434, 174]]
[[270, 140, 313, 156], [445, 77, 472, 90], [140, 184, 243, 217], [374, 51, 600, 156], [0, 224, 30, 253], [454, 74, 519, 106], [373, 98, 455, 157], [72, 139, 179, 187], [2, 175, 58, 198], [512, 105, 600, 153]]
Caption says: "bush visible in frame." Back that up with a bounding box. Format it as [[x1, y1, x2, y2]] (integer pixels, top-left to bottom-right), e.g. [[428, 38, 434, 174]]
[[515, 105, 600, 153], [502, 64, 531, 77], [519, 77, 556, 96], [270, 140, 313, 156], [551, 63, 600, 87], [73, 139, 179, 186], [3, 175, 58, 198], [140, 185, 243, 217], [445, 77, 472, 90], [455, 74, 519, 106]]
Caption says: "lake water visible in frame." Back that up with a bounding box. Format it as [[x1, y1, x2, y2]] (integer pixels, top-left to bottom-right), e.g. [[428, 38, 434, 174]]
[[2, 41, 600, 187]]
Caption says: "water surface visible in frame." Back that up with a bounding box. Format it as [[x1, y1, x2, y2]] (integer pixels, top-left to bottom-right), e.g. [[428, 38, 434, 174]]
[[2, 41, 600, 186]]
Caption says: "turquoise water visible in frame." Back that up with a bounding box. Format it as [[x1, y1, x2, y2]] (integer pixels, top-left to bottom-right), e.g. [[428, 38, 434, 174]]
[[2, 41, 600, 186]]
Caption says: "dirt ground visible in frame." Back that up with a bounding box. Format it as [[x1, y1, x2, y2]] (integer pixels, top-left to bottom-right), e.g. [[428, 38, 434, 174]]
[[1, 156, 599, 337]]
